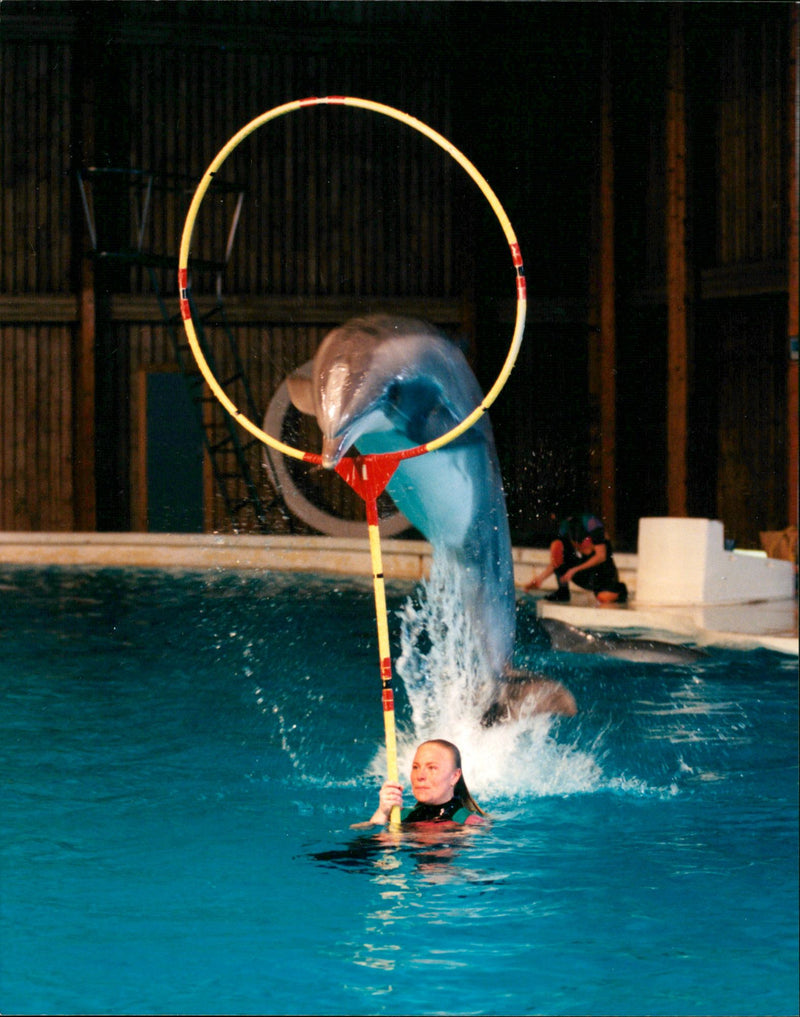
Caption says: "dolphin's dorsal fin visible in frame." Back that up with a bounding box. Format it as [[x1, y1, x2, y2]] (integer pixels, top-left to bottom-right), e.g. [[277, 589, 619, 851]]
[[287, 366, 315, 415]]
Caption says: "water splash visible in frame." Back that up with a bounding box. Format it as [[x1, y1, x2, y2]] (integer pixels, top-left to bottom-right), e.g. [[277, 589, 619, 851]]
[[389, 554, 606, 801], [396, 553, 496, 731]]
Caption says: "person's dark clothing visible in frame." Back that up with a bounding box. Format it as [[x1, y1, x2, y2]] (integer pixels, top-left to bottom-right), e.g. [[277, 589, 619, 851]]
[[401, 797, 473, 824], [552, 514, 627, 601]]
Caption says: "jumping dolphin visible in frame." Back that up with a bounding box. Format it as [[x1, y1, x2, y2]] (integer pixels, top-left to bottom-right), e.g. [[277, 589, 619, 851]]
[[286, 315, 576, 719], [540, 618, 707, 664]]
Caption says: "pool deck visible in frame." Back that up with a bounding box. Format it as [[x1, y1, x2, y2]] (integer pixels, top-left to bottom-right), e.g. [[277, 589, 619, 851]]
[[1, 532, 797, 656]]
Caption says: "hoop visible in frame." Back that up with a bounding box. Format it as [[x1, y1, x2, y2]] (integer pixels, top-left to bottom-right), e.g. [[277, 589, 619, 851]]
[[178, 96, 527, 463]]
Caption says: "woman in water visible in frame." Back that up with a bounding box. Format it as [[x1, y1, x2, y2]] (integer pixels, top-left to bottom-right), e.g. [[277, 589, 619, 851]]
[[368, 739, 486, 826]]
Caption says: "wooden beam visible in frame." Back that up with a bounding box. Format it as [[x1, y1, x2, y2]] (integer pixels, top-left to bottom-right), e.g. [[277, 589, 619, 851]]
[[130, 369, 148, 533], [0, 295, 79, 323], [71, 19, 97, 530], [788, 5, 799, 529], [0, 8, 456, 57], [596, 31, 617, 538], [624, 260, 788, 306], [0, 293, 467, 327], [106, 294, 467, 327], [665, 7, 690, 518], [73, 258, 97, 529]]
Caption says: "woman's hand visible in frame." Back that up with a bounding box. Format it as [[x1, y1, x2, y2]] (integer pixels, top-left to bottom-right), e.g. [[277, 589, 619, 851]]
[[369, 780, 403, 825]]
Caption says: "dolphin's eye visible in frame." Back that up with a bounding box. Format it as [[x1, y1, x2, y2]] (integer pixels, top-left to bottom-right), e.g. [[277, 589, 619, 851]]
[[386, 381, 401, 405]]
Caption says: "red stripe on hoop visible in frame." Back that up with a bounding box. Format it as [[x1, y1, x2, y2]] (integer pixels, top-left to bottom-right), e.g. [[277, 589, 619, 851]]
[[382, 688, 395, 712], [299, 96, 347, 106], [516, 274, 527, 300], [510, 242, 523, 267], [178, 268, 191, 319]]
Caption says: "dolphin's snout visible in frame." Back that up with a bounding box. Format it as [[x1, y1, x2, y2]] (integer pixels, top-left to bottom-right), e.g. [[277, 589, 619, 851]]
[[321, 436, 343, 470]]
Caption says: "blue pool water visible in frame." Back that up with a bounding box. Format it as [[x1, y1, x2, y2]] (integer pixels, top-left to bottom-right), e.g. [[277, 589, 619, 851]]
[[1, 566, 797, 1016]]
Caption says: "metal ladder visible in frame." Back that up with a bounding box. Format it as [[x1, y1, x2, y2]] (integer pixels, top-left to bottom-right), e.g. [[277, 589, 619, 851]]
[[77, 166, 280, 532]]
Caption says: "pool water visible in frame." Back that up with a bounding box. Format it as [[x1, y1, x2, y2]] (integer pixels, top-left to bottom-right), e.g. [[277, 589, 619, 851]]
[[1, 566, 797, 1016]]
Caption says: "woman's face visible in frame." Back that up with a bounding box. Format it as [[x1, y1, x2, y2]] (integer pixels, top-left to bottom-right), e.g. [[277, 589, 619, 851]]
[[410, 742, 461, 805]]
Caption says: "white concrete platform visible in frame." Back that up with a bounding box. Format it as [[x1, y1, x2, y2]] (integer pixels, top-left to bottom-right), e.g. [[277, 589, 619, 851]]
[[537, 590, 798, 656], [1, 532, 796, 656], [637, 516, 795, 605]]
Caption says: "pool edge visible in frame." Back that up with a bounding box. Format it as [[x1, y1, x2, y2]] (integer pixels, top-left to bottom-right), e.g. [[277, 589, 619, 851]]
[[1, 532, 796, 655]]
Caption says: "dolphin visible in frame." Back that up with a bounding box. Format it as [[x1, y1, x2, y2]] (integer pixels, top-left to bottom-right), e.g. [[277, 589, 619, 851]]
[[286, 314, 576, 719], [540, 618, 707, 664]]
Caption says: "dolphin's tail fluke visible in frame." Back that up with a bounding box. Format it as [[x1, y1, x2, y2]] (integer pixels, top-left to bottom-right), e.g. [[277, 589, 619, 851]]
[[480, 668, 578, 727]]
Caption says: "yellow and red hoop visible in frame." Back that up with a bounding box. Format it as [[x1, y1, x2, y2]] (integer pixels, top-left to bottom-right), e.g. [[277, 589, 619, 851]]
[[178, 95, 526, 465]]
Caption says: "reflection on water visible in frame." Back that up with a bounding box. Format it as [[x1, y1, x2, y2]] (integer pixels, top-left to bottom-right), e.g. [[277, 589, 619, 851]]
[[311, 825, 497, 886]]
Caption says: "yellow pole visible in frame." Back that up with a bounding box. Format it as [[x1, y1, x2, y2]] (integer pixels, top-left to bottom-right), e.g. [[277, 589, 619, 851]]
[[336, 454, 401, 827], [367, 508, 401, 827]]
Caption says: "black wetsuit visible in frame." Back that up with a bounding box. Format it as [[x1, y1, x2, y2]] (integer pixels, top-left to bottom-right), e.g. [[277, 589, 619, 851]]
[[401, 797, 473, 824]]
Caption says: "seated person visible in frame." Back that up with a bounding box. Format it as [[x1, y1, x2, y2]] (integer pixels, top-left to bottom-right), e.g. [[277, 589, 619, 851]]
[[525, 513, 628, 604], [367, 739, 486, 827]]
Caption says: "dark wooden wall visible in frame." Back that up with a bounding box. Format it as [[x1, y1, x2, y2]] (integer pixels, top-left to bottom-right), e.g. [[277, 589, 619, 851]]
[[0, 2, 796, 550], [610, 4, 794, 549], [0, 29, 75, 529], [2, 2, 473, 535]]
